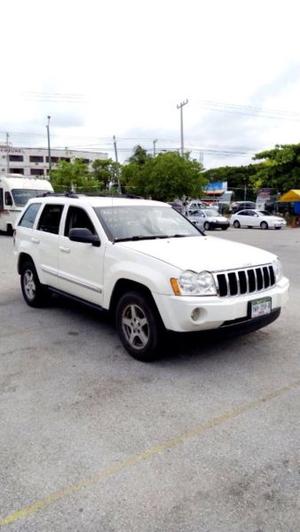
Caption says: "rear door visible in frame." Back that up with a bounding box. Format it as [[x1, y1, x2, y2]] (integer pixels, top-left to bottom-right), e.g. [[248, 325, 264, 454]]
[[35, 203, 64, 288], [57, 205, 104, 306]]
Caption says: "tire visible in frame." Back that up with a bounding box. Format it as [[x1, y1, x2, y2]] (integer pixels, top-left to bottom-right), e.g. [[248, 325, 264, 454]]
[[233, 220, 240, 228], [20, 260, 49, 308], [115, 291, 162, 362], [260, 221, 268, 230], [221, 226, 228, 230], [204, 222, 210, 231]]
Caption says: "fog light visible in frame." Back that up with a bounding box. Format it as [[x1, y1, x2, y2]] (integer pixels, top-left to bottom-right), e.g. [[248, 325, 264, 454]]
[[191, 307, 201, 321]]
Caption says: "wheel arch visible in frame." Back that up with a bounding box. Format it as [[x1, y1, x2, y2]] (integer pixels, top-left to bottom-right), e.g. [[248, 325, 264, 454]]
[[109, 278, 163, 324], [17, 252, 35, 274]]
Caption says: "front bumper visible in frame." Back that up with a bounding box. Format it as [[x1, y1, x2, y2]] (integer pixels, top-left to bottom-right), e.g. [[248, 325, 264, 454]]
[[153, 276, 289, 332], [209, 221, 230, 229]]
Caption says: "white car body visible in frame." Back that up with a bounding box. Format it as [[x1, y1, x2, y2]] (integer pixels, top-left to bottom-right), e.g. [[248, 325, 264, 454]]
[[14, 195, 289, 360], [230, 209, 287, 230], [0, 174, 53, 233]]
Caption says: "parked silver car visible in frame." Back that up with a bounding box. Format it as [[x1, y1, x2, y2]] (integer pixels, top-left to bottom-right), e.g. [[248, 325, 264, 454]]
[[186, 208, 230, 231]]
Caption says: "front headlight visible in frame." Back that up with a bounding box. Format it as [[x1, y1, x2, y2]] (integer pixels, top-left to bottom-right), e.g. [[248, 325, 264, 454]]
[[172, 270, 217, 296], [273, 259, 283, 282]]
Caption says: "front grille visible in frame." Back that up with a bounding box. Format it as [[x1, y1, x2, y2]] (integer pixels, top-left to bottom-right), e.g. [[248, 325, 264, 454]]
[[215, 264, 276, 297]]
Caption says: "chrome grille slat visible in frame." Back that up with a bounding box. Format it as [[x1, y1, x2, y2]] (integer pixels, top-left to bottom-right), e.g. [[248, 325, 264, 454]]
[[215, 264, 275, 297]]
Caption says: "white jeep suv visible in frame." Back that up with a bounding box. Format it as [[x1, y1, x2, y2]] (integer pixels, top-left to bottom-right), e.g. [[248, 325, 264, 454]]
[[14, 194, 289, 361]]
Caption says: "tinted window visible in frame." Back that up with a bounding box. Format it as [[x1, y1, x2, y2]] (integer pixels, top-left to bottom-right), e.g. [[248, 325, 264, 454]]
[[37, 204, 64, 234], [64, 206, 96, 237], [18, 203, 41, 229]]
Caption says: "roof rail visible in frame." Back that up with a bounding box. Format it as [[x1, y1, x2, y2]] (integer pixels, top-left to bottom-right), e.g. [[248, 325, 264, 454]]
[[36, 192, 79, 198]]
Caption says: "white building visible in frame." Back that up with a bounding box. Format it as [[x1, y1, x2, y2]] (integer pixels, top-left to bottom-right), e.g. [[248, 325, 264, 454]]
[[0, 145, 108, 177]]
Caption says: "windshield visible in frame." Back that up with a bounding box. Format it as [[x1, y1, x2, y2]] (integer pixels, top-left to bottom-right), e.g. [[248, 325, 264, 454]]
[[94, 205, 202, 241], [205, 209, 219, 216], [12, 189, 50, 207]]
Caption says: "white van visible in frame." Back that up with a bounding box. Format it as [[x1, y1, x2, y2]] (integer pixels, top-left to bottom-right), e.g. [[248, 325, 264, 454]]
[[0, 174, 53, 234]]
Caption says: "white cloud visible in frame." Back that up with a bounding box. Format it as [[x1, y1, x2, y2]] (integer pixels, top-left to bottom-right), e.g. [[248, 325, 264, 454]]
[[1, 0, 300, 166]]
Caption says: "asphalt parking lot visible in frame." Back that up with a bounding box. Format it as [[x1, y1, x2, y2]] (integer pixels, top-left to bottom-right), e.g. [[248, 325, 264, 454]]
[[0, 228, 299, 531]]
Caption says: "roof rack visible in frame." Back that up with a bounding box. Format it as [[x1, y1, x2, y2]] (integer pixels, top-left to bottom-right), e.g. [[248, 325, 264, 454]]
[[36, 192, 79, 198], [84, 193, 143, 199]]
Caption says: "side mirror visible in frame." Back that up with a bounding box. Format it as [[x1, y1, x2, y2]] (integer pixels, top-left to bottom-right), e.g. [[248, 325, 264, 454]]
[[5, 192, 13, 206], [69, 228, 100, 247]]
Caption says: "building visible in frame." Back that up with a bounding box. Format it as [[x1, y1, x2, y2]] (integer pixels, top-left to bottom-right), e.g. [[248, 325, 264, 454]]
[[0, 145, 108, 177]]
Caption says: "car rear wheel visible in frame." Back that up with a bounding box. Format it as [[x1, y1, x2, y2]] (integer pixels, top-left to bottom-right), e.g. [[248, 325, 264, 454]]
[[204, 222, 210, 231], [260, 221, 268, 230], [116, 291, 162, 362], [20, 260, 49, 307], [233, 220, 240, 228]]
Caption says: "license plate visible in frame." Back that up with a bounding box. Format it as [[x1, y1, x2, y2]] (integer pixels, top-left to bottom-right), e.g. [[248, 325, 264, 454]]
[[250, 297, 272, 318]]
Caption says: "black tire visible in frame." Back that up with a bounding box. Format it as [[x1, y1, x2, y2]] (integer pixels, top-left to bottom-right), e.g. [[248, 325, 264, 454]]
[[221, 226, 228, 230], [233, 220, 240, 228], [20, 260, 49, 307], [204, 222, 210, 231], [260, 221, 268, 230], [115, 291, 162, 362]]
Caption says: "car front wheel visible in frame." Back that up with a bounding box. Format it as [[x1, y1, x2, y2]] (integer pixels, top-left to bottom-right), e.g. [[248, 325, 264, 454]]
[[260, 221, 268, 230], [21, 261, 49, 307], [116, 291, 162, 362], [204, 222, 210, 231]]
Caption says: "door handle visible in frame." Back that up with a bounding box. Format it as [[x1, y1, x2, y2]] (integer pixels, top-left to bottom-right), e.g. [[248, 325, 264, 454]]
[[31, 237, 40, 244], [59, 246, 71, 254]]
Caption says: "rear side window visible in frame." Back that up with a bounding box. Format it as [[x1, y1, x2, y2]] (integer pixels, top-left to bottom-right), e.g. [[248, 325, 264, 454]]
[[37, 204, 64, 234], [18, 203, 41, 229]]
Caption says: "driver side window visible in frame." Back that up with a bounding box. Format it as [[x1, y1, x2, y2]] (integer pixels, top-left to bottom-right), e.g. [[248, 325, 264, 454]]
[[64, 206, 96, 237]]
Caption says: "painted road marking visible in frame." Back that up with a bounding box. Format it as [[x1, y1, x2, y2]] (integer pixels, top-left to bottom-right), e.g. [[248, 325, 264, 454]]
[[0, 379, 299, 527]]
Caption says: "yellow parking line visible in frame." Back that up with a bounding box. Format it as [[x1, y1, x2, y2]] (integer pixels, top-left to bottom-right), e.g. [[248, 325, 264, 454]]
[[1, 378, 299, 527]]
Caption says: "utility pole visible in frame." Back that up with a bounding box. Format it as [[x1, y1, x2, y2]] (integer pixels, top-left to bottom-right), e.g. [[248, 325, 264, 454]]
[[113, 135, 121, 193], [46, 116, 51, 175], [153, 138, 158, 156], [176, 99, 188, 156], [6, 132, 9, 174]]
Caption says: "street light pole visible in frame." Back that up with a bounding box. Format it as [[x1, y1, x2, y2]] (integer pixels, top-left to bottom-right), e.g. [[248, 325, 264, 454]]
[[46, 116, 51, 175], [176, 99, 188, 156], [153, 138, 158, 156]]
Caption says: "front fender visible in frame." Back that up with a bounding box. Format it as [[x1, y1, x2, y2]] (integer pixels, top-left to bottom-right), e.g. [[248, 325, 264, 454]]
[[103, 246, 179, 309]]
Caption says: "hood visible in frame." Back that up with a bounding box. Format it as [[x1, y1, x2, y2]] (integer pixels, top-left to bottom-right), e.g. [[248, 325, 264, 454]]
[[118, 236, 276, 272]]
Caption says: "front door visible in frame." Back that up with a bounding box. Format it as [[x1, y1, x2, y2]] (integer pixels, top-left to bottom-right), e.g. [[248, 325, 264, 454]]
[[58, 205, 104, 306]]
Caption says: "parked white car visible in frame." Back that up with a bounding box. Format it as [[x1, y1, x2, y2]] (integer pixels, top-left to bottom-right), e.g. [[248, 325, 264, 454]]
[[14, 195, 289, 361], [187, 208, 230, 231], [230, 209, 287, 230]]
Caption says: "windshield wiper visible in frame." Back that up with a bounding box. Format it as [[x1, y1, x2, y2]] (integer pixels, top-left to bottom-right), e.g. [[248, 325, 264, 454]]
[[114, 235, 170, 243]]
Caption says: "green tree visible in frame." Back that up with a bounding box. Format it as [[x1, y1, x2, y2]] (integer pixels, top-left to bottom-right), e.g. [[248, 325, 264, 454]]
[[127, 145, 151, 165], [91, 158, 121, 189], [253, 143, 300, 191], [50, 159, 99, 193], [122, 150, 206, 201], [202, 164, 262, 201]]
